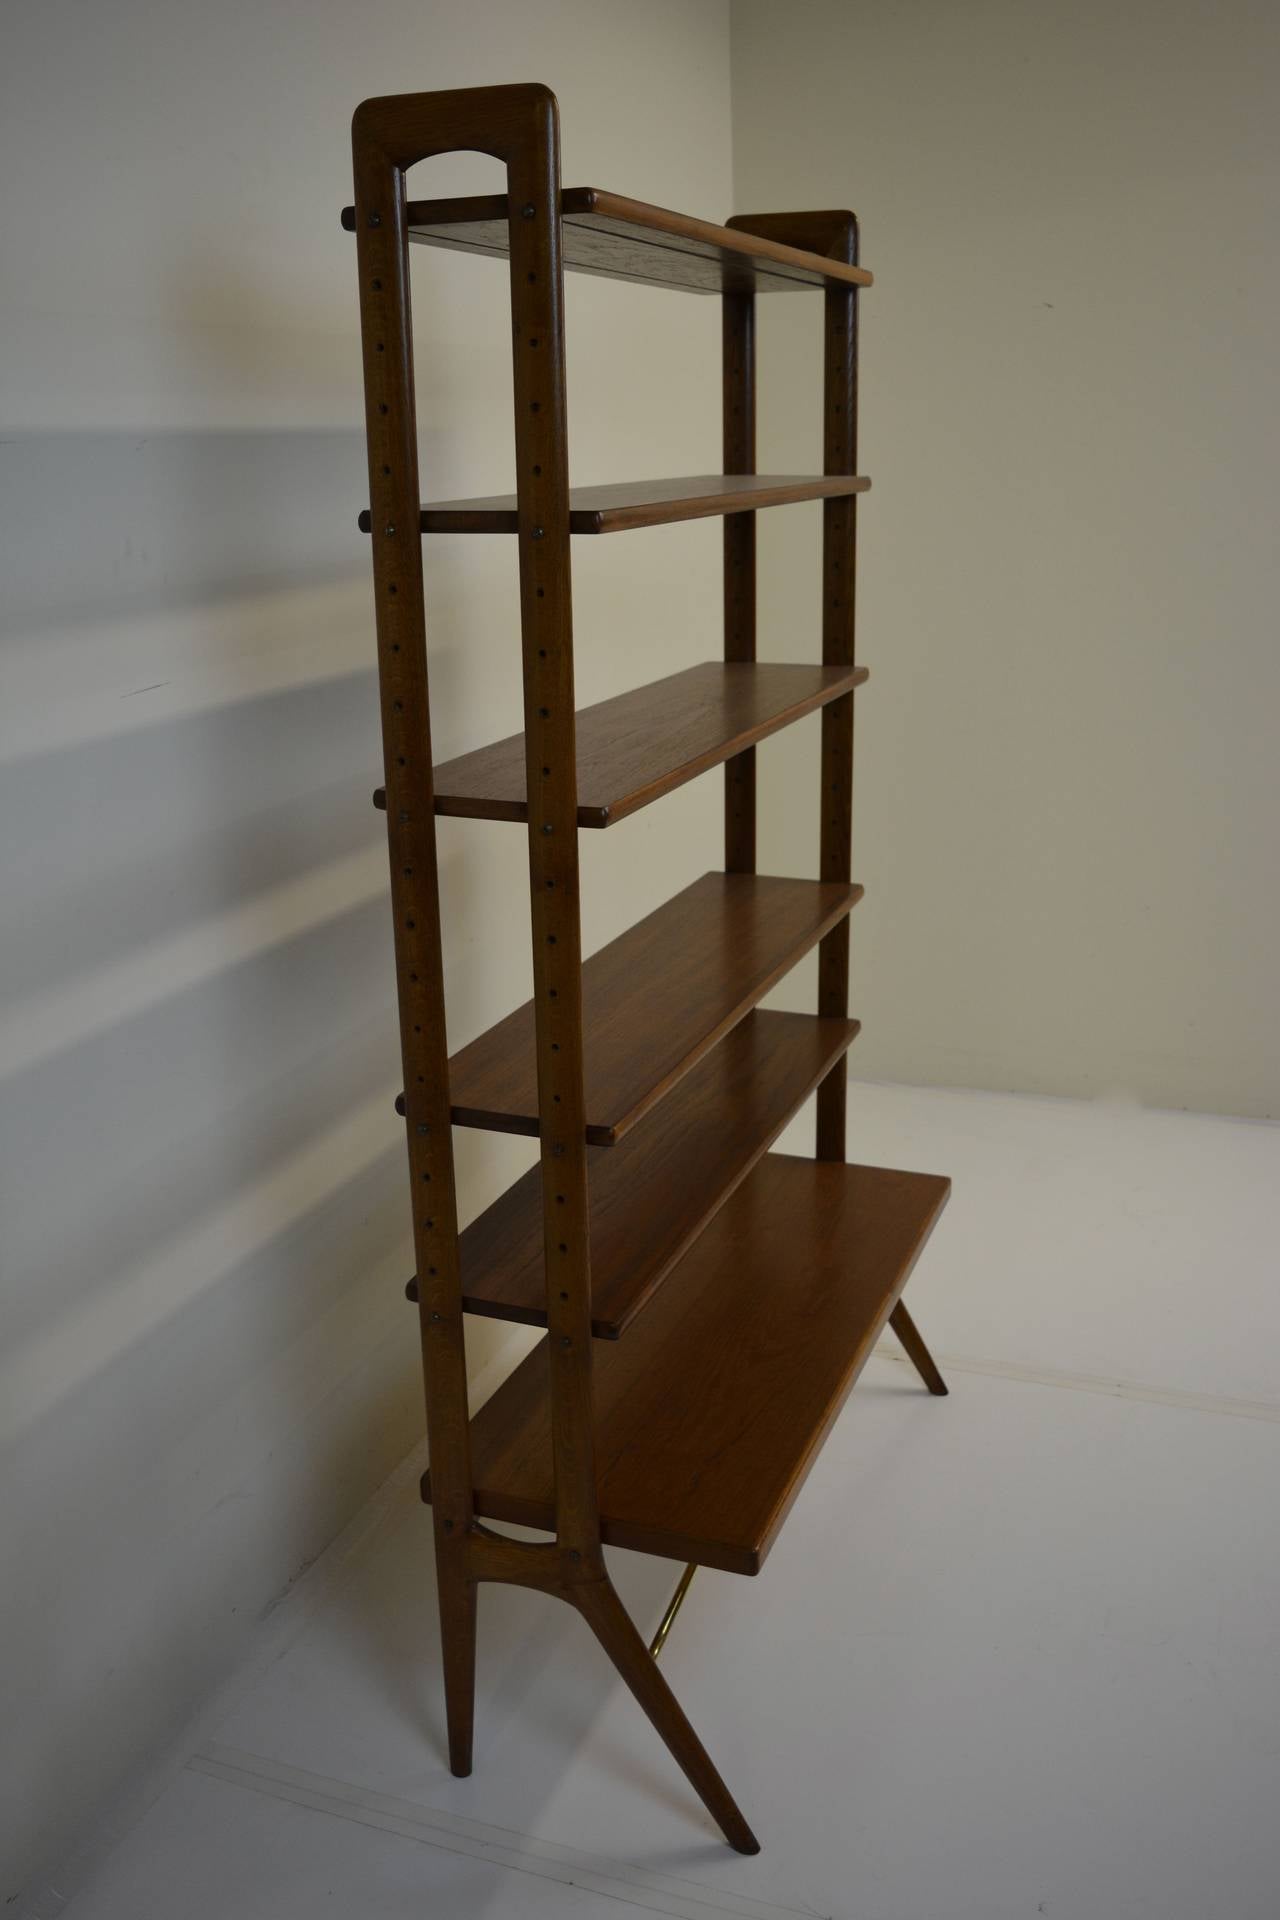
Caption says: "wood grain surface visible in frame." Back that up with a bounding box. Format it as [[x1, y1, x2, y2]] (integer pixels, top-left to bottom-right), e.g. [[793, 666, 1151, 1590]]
[[341, 186, 873, 293], [426, 661, 867, 826], [425, 1154, 951, 1573], [447, 871, 862, 1144], [410, 1010, 860, 1335]]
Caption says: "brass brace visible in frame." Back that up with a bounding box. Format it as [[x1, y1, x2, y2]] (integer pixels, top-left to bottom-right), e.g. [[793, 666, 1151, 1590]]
[[648, 1562, 697, 1659]]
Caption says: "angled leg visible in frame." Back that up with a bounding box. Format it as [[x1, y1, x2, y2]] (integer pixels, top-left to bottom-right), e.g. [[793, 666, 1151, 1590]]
[[574, 1575, 760, 1855], [890, 1298, 948, 1396], [435, 1542, 477, 1775]]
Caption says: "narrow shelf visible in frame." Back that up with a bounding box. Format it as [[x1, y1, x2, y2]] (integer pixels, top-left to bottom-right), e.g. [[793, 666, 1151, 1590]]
[[424, 1154, 951, 1574], [412, 1010, 859, 1338], [360, 473, 869, 537], [341, 187, 873, 295], [417, 662, 868, 827], [448, 871, 861, 1146]]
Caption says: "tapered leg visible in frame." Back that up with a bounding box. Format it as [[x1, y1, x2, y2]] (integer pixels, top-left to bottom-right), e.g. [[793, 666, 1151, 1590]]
[[890, 1298, 948, 1396], [574, 1576, 760, 1854], [436, 1549, 477, 1776]]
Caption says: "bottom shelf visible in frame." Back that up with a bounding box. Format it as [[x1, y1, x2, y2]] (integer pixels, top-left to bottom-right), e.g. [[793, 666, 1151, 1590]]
[[424, 1153, 950, 1576]]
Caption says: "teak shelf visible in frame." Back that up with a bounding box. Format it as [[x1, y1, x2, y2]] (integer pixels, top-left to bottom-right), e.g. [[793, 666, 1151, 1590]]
[[374, 660, 869, 825], [360, 471, 870, 534], [348, 82, 950, 1856]]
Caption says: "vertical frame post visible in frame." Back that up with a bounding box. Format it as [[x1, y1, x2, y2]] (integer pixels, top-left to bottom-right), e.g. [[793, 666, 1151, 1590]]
[[501, 113, 601, 1569], [350, 90, 757, 1850], [350, 83, 600, 1773], [724, 209, 860, 1163], [722, 289, 756, 873], [814, 218, 859, 1162], [351, 99, 481, 1776], [351, 88, 597, 1585]]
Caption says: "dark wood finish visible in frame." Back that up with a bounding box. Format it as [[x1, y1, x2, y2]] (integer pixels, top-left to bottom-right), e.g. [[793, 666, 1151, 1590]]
[[572, 1576, 759, 1854], [352, 89, 779, 1855], [817, 220, 860, 1163], [455, 1499, 757, 1863], [427, 1155, 951, 1576], [352, 84, 487, 1783], [358, 472, 869, 535], [723, 293, 756, 872], [421, 662, 866, 827], [407, 1010, 860, 1336], [447, 871, 861, 1145], [472, 92, 602, 1603], [731, 211, 861, 1162], [350, 85, 946, 1857], [342, 186, 872, 295], [354, 79, 608, 1816], [889, 1298, 949, 1396]]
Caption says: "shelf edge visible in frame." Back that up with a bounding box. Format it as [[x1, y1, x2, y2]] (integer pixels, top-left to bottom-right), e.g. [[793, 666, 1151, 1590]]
[[448, 880, 864, 1147], [404, 1012, 862, 1338]]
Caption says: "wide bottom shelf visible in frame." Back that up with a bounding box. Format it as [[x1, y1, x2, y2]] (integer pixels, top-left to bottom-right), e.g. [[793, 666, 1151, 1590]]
[[424, 1153, 950, 1575]]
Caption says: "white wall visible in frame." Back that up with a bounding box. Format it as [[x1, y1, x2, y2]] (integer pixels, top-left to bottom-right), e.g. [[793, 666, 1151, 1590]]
[[0, 0, 733, 1894], [734, 0, 1280, 1119], [8, 0, 1277, 1893]]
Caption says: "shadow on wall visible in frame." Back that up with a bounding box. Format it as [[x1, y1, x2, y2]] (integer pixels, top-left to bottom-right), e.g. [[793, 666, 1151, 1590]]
[[0, 428, 372, 630], [0, 433, 394, 1432], [0, 425, 531, 1893]]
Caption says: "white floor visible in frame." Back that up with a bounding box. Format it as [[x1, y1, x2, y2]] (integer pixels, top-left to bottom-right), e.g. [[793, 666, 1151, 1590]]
[[26, 1083, 1280, 1920]]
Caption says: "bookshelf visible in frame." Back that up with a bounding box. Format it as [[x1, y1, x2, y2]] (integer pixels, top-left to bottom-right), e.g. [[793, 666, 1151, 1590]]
[[347, 81, 949, 1854]]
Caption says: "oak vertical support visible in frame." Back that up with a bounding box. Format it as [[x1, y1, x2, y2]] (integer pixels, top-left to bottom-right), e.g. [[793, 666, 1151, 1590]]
[[722, 289, 756, 874]]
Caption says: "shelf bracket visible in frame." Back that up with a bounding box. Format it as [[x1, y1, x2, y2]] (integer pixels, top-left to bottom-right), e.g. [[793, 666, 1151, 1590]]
[[649, 1562, 698, 1659]]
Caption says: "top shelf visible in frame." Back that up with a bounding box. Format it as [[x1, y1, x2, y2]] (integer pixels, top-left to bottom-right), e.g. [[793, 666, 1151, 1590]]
[[340, 188, 872, 295]]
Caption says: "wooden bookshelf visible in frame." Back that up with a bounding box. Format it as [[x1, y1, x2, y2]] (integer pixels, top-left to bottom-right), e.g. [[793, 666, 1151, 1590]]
[[348, 80, 949, 1857]]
